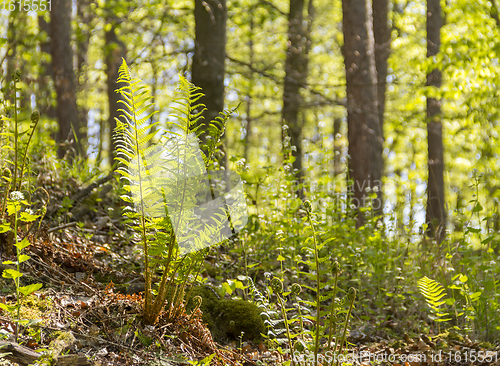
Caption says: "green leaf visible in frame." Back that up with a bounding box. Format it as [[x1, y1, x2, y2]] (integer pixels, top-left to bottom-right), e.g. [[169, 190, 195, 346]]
[[18, 283, 42, 296], [465, 227, 481, 234], [472, 202, 483, 212], [19, 211, 39, 223], [481, 236, 494, 245], [0, 302, 17, 313], [6, 203, 21, 216], [444, 298, 456, 306], [14, 238, 30, 251], [2, 269, 22, 279], [134, 330, 152, 346], [234, 280, 245, 290], [18, 254, 30, 264], [0, 223, 10, 233], [222, 282, 233, 295]]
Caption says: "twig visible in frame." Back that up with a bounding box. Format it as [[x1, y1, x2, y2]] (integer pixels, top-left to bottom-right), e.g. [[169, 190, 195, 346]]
[[47, 222, 79, 233]]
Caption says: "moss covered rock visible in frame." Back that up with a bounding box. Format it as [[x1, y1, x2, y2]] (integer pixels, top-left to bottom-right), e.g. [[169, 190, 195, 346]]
[[214, 299, 266, 342], [185, 286, 265, 343]]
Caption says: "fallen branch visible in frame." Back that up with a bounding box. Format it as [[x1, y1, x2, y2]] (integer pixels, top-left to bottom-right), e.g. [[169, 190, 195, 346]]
[[0, 340, 90, 366], [46, 171, 116, 218]]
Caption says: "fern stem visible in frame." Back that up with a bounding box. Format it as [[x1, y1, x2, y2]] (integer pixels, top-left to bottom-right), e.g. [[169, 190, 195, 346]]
[[306, 206, 321, 365], [126, 67, 151, 317], [18, 111, 40, 192], [13, 75, 18, 191], [335, 288, 356, 366], [276, 292, 294, 366], [327, 264, 339, 366], [1, 170, 11, 220], [13, 207, 19, 343]]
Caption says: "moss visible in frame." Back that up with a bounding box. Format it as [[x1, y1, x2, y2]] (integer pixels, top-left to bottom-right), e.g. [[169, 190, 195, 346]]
[[185, 286, 265, 343], [48, 331, 76, 356], [447, 330, 464, 342], [185, 286, 220, 338], [19, 293, 53, 322], [479, 341, 494, 349], [391, 339, 407, 349], [214, 299, 266, 342]]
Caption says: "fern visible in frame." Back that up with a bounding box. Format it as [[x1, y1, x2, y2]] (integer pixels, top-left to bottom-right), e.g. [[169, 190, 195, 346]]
[[114, 59, 241, 325], [417, 276, 452, 326]]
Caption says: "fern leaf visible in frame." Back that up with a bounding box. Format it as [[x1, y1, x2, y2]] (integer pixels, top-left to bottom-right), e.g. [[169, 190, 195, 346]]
[[417, 276, 451, 322]]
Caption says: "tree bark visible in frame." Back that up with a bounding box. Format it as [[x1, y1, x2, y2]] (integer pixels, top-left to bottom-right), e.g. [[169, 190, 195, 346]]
[[192, 0, 227, 168], [243, 11, 255, 163], [282, 0, 313, 193], [76, 0, 93, 147], [50, 0, 83, 158], [5, 11, 17, 101], [342, 0, 383, 223], [426, 0, 446, 242], [37, 15, 57, 120], [105, 26, 127, 163], [373, 0, 390, 140]]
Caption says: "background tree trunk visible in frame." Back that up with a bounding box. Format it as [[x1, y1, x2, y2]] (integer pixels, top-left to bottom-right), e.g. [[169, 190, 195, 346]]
[[76, 0, 93, 148], [243, 11, 255, 163], [192, 0, 227, 168], [342, 0, 383, 223], [373, 0, 390, 140], [37, 15, 57, 120], [50, 0, 83, 158], [282, 0, 313, 193], [426, 0, 446, 242], [5, 11, 17, 101]]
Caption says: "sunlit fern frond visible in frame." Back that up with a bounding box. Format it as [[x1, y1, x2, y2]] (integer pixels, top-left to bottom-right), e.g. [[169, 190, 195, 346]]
[[417, 276, 452, 322], [201, 106, 238, 165], [114, 59, 161, 217], [168, 76, 206, 136]]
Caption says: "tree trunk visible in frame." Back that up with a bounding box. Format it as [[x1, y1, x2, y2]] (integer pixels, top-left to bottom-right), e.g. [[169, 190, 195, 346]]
[[37, 15, 57, 120], [76, 0, 93, 147], [282, 0, 313, 193], [426, 0, 446, 242], [342, 0, 383, 223], [105, 26, 127, 163], [5, 9, 20, 102], [373, 0, 390, 140], [50, 0, 83, 158], [243, 12, 255, 163], [192, 0, 227, 168]]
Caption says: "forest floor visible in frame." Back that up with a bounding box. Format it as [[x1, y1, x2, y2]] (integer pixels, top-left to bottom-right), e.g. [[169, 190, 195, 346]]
[[0, 177, 499, 366]]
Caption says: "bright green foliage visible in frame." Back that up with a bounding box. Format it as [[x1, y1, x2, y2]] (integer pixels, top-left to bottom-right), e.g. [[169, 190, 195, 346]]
[[417, 276, 452, 324], [113, 59, 236, 325], [0, 192, 43, 343]]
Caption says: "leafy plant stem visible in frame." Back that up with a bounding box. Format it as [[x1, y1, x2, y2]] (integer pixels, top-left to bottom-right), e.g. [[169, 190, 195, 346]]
[[275, 292, 294, 366], [12, 75, 18, 192], [1, 169, 10, 219], [327, 264, 339, 365], [17, 111, 40, 192], [305, 207, 321, 364], [335, 288, 356, 366], [13, 206, 20, 342]]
